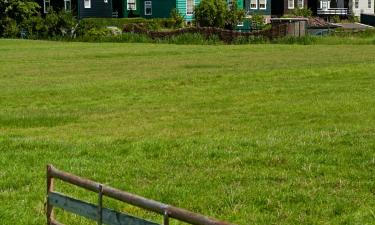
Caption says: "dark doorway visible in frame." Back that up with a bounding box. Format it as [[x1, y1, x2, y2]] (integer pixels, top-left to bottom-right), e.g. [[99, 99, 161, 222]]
[[308, 0, 318, 16], [112, 0, 123, 17], [271, 0, 284, 16]]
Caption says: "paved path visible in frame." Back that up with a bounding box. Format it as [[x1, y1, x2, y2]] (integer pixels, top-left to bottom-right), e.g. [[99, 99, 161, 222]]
[[335, 23, 374, 30]]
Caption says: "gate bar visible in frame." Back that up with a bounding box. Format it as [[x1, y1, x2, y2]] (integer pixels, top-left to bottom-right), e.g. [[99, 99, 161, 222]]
[[47, 165, 234, 225]]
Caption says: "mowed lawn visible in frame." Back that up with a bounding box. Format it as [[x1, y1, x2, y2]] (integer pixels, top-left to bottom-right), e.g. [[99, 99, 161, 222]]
[[0, 39, 375, 225]]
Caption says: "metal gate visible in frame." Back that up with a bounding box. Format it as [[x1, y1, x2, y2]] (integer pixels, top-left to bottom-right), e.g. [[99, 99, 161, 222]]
[[46, 165, 234, 225]]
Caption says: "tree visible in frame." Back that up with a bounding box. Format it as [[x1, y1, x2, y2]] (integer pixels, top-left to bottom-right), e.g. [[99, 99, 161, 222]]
[[0, 0, 40, 36], [194, 0, 227, 28], [225, 0, 246, 30], [194, 0, 245, 30]]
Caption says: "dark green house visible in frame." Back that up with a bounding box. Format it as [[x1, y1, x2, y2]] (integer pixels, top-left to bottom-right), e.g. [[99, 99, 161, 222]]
[[77, 0, 247, 20]]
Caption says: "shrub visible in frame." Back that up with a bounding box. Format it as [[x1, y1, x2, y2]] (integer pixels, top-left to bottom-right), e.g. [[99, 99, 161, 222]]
[[2, 17, 20, 38], [76, 18, 174, 36], [170, 8, 185, 28], [225, 0, 246, 30], [0, 0, 40, 37], [194, 0, 227, 28], [250, 14, 265, 30], [283, 8, 313, 18]]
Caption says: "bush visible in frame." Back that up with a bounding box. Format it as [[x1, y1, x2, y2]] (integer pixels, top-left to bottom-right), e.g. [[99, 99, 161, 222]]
[[194, 0, 227, 28], [170, 8, 185, 28], [0, 0, 40, 37], [284, 8, 313, 18], [225, 0, 246, 30], [2, 17, 20, 38], [76, 18, 175, 36]]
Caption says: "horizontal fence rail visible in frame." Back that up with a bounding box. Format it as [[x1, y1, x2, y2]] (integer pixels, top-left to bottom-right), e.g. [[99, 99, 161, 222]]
[[46, 165, 235, 225]]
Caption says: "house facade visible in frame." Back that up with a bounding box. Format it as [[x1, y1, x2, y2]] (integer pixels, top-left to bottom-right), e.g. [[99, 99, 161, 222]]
[[245, 0, 272, 22], [77, 0, 247, 20], [350, 0, 374, 16], [317, 0, 374, 17]]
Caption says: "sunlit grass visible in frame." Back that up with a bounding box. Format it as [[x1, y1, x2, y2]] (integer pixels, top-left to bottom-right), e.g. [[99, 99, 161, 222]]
[[0, 39, 375, 225]]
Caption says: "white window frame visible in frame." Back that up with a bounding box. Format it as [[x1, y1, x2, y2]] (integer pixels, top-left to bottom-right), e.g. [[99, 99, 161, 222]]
[[228, 0, 233, 10], [355, 0, 359, 8], [84, 0, 91, 8], [127, 0, 136, 10], [186, 0, 194, 15], [288, 0, 294, 9], [44, 0, 50, 13], [144, 1, 152, 15], [250, 0, 257, 9], [297, 0, 304, 8], [259, 0, 266, 9], [64, 0, 71, 11]]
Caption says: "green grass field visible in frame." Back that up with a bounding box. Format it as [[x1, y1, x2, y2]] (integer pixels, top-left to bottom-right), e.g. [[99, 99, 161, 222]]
[[0, 39, 375, 225]]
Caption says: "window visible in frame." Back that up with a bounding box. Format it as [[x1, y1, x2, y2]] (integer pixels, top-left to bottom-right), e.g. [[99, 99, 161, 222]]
[[297, 0, 303, 8], [127, 0, 136, 10], [228, 0, 233, 10], [44, 0, 50, 13], [145, 1, 152, 15], [84, 0, 91, 8], [250, 0, 257, 9], [259, 0, 266, 9], [355, 0, 359, 8], [186, 0, 194, 15], [64, 0, 71, 11], [288, 0, 295, 9], [369, 0, 372, 8]]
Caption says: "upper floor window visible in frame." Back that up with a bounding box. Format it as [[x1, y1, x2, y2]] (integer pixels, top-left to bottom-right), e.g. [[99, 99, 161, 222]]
[[369, 0, 372, 8], [298, 0, 304, 8], [128, 0, 136, 10], [259, 0, 266, 9], [250, 0, 257, 9], [84, 0, 91, 8], [288, 0, 294, 9], [355, 0, 359, 8], [145, 1, 152, 15], [186, 0, 194, 15], [64, 0, 71, 11], [44, 0, 50, 13]]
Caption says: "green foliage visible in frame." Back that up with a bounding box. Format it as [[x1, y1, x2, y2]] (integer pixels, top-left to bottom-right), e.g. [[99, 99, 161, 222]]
[[170, 8, 185, 28], [250, 13, 265, 30], [331, 15, 341, 23], [1, 17, 20, 37], [194, 0, 227, 28], [76, 18, 176, 36], [225, 0, 246, 30], [0, 0, 40, 37], [284, 7, 313, 18]]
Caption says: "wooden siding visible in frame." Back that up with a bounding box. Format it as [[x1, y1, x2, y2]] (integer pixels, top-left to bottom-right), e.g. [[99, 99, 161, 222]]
[[176, 0, 201, 21], [283, 0, 308, 14], [245, 0, 272, 15], [140, 0, 176, 18], [78, 0, 112, 18]]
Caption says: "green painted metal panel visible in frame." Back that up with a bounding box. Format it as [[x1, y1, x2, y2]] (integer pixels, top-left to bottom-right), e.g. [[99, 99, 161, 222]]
[[48, 192, 160, 225], [237, 0, 243, 9], [123, 0, 142, 17], [140, 0, 176, 18]]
